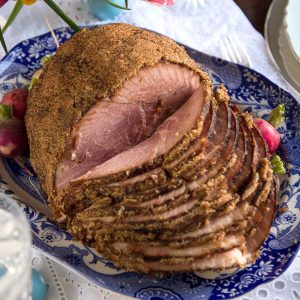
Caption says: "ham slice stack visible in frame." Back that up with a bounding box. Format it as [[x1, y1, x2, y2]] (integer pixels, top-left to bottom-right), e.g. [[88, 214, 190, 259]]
[[25, 24, 277, 273]]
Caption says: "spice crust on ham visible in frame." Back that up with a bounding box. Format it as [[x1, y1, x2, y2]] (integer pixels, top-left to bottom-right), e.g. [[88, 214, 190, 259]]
[[25, 23, 277, 274], [25, 23, 211, 202]]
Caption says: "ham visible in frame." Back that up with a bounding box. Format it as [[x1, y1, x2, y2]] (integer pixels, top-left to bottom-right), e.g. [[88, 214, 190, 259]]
[[73, 85, 205, 183], [26, 24, 277, 274], [162, 202, 251, 240], [67, 101, 276, 274], [143, 248, 248, 272], [113, 234, 242, 257], [56, 64, 202, 190]]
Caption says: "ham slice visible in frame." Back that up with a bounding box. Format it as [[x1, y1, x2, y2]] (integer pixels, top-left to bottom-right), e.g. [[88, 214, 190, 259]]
[[73, 84, 205, 182], [113, 234, 242, 257], [56, 64, 201, 191], [143, 248, 248, 272], [162, 202, 251, 240]]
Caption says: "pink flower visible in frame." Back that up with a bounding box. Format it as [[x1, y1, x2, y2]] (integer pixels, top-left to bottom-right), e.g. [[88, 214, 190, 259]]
[[143, 0, 175, 6], [0, 0, 8, 7]]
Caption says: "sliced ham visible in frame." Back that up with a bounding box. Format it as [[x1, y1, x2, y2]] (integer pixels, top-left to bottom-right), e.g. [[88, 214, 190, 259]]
[[162, 201, 251, 240], [230, 117, 256, 192], [246, 188, 276, 252], [56, 64, 202, 191], [143, 247, 248, 272], [113, 234, 242, 257], [225, 118, 246, 180], [73, 84, 206, 183], [84, 199, 198, 224]]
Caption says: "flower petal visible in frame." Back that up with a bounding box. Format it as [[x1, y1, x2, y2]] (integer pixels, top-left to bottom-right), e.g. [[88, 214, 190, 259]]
[[143, 0, 175, 6], [22, 0, 37, 5]]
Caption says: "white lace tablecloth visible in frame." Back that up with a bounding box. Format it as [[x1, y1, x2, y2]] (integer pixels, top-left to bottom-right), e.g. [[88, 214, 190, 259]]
[[1, 0, 300, 299]]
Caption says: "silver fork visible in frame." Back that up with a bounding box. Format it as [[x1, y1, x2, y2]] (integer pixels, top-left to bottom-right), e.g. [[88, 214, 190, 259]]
[[219, 35, 251, 67]]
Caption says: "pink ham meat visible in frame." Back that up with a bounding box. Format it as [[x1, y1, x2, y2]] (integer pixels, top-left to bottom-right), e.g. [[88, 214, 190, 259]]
[[52, 64, 275, 275], [56, 64, 201, 191], [113, 234, 242, 257], [143, 247, 248, 272], [72, 83, 205, 183], [27, 24, 277, 274], [68, 100, 276, 274]]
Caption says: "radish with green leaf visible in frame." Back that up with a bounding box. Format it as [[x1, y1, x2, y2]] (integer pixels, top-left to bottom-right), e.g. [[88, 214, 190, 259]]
[[253, 104, 286, 174], [1, 88, 28, 120], [254, 104, 285, 155], [0, 103, 28, 158]]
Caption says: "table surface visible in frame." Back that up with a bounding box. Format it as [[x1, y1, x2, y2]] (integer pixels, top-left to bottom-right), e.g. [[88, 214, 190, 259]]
[[0, 0, 299, 299]]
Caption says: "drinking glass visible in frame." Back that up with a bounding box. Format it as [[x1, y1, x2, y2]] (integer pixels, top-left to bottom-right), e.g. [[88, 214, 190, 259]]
[[0, 193, 31, 300], [87, 0, 123, 20]]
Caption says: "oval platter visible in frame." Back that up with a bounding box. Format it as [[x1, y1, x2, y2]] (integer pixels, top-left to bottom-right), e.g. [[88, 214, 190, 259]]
[[0, 27, 299, 300]]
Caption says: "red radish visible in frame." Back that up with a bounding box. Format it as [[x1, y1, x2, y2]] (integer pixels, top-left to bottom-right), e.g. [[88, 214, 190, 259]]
[[0, 103, 28, 158], [0, 0, 8, 7], [0, 118, 28, 158], [2, 88, 28, 120], [254, 118, 280, 154]]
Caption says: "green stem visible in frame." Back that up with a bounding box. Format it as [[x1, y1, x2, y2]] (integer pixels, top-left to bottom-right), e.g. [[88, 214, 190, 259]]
[[268, 104, 285, 128], [2, 0, 23, 33], [43, 0, 81, 32], [103, 0, 131, 10], [271, 154, 286, 175], [0, 104, 12, 120], [0, 26, 8, 54]]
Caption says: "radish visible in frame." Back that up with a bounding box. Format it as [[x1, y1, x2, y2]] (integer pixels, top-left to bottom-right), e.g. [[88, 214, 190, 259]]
[[0, 104, 28, 158], [2, 88, 28, 120], [0, 0, 8, 7], [254, 118, 280, 155], [253, 104, 285, 155]]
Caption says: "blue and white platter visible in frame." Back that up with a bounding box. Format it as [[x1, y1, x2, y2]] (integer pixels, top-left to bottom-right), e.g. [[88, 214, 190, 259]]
[[0, 27, 299, 300]]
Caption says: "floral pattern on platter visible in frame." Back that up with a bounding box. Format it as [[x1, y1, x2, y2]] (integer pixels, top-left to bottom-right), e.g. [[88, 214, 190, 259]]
[[0, 27, 299, 300]]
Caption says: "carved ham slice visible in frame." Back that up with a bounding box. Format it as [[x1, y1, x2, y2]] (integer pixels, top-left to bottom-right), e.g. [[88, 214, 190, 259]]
[[73, 85, 205, 183], [56, 64, 201, 191], [121, 248, 249, 273]]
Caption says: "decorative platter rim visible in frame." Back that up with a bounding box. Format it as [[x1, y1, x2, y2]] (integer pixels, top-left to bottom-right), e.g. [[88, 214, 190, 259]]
[[0, 26, 299, 300]]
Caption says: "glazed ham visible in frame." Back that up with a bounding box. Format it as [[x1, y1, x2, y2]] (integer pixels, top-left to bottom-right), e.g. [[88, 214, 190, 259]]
[[25, 23, 277, 274]]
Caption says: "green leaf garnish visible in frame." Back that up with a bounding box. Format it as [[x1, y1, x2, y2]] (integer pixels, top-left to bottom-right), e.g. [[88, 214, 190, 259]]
[[28, 77, 38, 91], [271, 154, 286, 174], [29, 69, 43, 91], [268, 104, 285, 128], [41, 55, 52, 65], [43, 0, 81, 32], [0, 104, 12, 120], [0, 26, 8, 54], [2, 0, 23, 33], [103, 0, 131, 10]]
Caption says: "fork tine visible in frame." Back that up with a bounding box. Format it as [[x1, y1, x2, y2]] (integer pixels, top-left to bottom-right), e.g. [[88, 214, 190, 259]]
[[232, 36, 251, 67], [223, 37, 237, 63], [220, 40, 230, 62], [228, 36, 244, 65]]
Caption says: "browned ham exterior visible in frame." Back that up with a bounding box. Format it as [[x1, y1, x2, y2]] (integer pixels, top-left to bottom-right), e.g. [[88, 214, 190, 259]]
[[25, 23, 277, 274]]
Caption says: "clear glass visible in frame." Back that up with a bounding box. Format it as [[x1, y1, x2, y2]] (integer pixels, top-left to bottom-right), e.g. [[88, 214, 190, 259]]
[[0, 194, 31, 300]]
